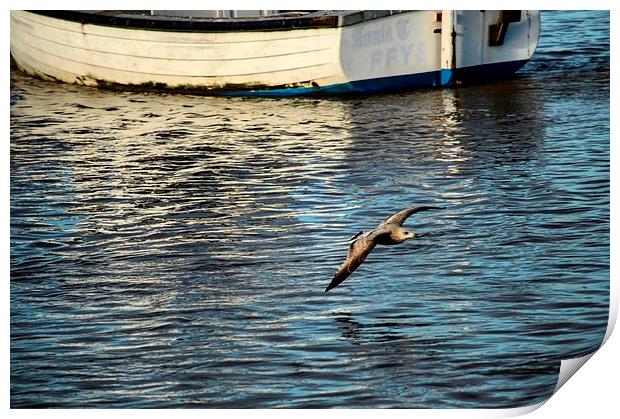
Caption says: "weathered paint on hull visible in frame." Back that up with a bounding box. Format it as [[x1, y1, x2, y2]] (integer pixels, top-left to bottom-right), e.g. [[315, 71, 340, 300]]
[[10, 10, 343, 91], [10, 10, 540, 97]]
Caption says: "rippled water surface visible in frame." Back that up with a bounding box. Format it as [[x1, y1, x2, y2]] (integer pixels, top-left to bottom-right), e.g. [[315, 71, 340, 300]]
[[10, 11, 609, 408]]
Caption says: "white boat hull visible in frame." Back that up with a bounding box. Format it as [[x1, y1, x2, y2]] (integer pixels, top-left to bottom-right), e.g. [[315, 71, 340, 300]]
[[10, 10, 540, 96]]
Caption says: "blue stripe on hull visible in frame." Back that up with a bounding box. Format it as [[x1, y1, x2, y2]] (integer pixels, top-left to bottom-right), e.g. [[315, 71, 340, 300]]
[[453, 59, 530, 84], [220, 59, 530, 97]]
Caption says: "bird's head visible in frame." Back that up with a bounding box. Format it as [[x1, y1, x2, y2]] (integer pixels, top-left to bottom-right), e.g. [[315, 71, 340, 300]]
[[398, 229, 421, 242]]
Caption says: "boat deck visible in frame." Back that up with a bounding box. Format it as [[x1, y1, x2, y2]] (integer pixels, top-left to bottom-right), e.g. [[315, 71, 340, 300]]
[[31, 10, 407, 32]]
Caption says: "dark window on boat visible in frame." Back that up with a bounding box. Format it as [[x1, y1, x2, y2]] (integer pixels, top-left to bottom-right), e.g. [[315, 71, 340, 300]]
[[489, 10, 522, 46]]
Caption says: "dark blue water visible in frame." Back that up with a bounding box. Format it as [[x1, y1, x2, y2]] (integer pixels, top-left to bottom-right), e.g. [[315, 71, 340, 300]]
[[10, 11, 609, 408]]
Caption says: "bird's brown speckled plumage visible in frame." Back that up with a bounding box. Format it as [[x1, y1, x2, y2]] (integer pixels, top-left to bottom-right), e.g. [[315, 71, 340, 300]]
[[325, 206, 443, 292]]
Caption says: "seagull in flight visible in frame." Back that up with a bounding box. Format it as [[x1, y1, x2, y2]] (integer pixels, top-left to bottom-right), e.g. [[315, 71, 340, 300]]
[[325, 206, 444, 292]]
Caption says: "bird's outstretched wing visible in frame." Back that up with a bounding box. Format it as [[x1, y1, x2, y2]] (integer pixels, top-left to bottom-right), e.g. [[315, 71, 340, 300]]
[[325, 234, 377, 292], [380, 206, 444, 227]]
